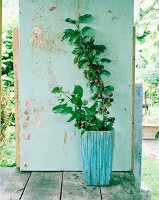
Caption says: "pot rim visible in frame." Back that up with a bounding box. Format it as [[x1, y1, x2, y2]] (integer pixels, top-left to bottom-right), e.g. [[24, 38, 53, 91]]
[[84, 129, 115, 133]]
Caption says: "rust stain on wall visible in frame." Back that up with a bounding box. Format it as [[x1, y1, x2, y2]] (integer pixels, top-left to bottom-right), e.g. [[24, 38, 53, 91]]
[[22, 100, 45, 130], [21, 134, 31, 141], [29, 24, 54, 52]]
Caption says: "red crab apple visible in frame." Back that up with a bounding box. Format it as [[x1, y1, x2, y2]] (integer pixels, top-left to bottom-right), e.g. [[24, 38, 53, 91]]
[[95, 79, 100, 83], [81, 124, 85, 129], [98, 83, 103, 88], [102, 99, 107, 104], [90, 80, 95, 85], [97, 69, 102, 74], [109, 93, 113, 97], [98, 107, 102, 112], [110, 98, 114, 102], [108, 117, 113, 121]]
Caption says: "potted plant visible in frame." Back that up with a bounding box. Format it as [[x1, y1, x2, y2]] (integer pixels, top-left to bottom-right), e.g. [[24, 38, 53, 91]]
[[52, 14, 115, 186]]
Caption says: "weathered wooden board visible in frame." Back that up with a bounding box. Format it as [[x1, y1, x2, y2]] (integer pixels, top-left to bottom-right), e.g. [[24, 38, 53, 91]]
[[1, 168, 143, 200], [134, 84, 143, 185], [0, 167, 31, 200], [62, 172, 101, 200], [13, 28, 20, 167], [21, 172, 62, 200], [19, 0, 134, 171], [101, 172, 143, 200]]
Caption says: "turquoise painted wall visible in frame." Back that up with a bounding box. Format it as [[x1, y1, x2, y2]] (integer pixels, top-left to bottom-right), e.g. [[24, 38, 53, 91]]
[[19, 0, 134, 171]]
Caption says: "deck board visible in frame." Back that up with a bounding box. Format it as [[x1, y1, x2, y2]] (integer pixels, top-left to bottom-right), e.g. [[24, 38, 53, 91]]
[[62, 172, 101, 200], [0, 168, 143, 200], [0, 167, 31, 200], [21, 172, 62, 200], [101, 172, 143, 200]]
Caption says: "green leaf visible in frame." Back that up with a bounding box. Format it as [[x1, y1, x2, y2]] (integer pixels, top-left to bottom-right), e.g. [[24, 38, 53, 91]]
[[105, 85, 114, 93], [81, 130, 85, 135], [102, 70, 111, 77], [74, 85, 83, 98], [91, 101, 98, 109], [84, 107, 96, 115], [58, 98, 65, 103], [79, 14, 92, 23], [52, 103, 72, 115], [94, 45, 106, 52], [67, 112, 76, 122], [61, 29, 74, 41], [83, 100, 88, 105], [82, 26, 92, 35], [52, 87, 62, 93], [61, 107, 72, 114], [65, 18, 76, 24], [69, 30, 80, 44], [72, 95, 83, 106], [106, 122, 113, 130], [52, 103, 67, 113], [74, 56, 78, 64], [100, 58, 111, 63]]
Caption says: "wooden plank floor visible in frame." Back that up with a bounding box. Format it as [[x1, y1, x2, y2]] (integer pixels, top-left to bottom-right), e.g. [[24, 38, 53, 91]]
[[0, 168, 143, 200]]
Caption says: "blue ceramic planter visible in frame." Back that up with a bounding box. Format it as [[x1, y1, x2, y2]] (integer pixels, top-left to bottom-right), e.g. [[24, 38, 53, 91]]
[[81, 130, 114, 186]]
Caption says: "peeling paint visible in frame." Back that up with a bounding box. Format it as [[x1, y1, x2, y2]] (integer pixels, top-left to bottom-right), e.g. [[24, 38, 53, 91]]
[[26, 100, 31, 107], [64, 131, 68, 144], [24, 163, 28, 168], [49, 6, 56, 12], [24, 110, 29, 115], [36, 118, 42, 125], [112, 16, 117, 21], [21, 134, 31, 141], [23, 122, 29, 129], [108, 10, 112, 13]]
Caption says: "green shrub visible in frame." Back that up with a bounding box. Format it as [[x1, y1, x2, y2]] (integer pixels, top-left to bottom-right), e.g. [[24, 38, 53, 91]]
[[1, 27, 15, 166]]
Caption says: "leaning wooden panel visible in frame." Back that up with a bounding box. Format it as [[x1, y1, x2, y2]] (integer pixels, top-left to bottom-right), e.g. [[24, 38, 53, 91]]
[[19, 0, 134, 171], [101, 172, 143, 200], [0, 167, 31, 200], [62, 172, 101, 200], [21, 172, 62, 200], [13, 28, 20, 167]]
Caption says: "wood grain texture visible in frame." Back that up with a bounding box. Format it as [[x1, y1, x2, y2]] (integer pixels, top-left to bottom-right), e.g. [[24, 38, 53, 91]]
[[1, 168, 143, 200], [101, 172, 143, 200], [13, 28, 20, 167], [62, 172, 101, 200], [21, 172, 62, 200], [81, 131, 114, 186], [134, 84, 143, 185], [0, 167, 31, 200]]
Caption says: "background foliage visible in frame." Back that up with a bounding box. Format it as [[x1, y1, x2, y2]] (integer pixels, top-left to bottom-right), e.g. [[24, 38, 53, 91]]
[[0, 0, 19, 167], [1, 27, 16, 166], [136, 0, 159, 106]]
